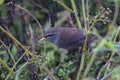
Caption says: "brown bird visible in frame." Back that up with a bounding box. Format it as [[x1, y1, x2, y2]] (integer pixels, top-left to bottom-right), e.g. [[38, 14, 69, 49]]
[[40, 27, 97, 49]]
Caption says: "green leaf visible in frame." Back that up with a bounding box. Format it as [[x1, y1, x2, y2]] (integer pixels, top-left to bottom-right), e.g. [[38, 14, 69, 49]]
[[105, 42, 115, 50], [111, 66, 120, 80], [58, 68, 65, 77], [0, 0, 4, 5], [11, 45, 18, 55]]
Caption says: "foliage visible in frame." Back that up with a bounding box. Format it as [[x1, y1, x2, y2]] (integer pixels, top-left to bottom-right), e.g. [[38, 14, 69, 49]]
[[0, 0, 120, 80]]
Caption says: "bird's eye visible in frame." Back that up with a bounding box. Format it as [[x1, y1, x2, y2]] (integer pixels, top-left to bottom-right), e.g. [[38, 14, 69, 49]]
[[46, 33, 55, 37]]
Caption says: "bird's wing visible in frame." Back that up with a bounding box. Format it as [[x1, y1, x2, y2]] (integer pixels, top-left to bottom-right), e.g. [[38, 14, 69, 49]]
[[68, 29, 86, 46], [58, 28, 86, 48]]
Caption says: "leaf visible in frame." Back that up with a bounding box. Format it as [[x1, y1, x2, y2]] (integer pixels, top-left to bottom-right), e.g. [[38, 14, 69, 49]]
[[0, 0, 4, 5], [111, 66, 120, 80], [11, 45, 18, 55], [105, 42, 115, 50]]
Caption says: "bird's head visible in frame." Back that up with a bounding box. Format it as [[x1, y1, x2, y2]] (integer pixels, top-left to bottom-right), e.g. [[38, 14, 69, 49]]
[[39, 27, 60, 43]]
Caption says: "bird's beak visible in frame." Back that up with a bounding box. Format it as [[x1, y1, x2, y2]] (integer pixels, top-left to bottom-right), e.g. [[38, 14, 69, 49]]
[[39, 37, 46, 42], [37, 34, 46, 42]]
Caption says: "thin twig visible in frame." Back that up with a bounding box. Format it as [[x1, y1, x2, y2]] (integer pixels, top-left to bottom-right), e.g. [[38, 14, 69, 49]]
[[0, 40, 16, 64], [83, 39, 106, 79], [0, 58, 15, 76], [98, 0, 119, 79], [5, 50, 28, 80], [0, 26, 33, 56], [82, 0, 87, 30], [71, 0, 82, 29], [54, 0, 74, 13]]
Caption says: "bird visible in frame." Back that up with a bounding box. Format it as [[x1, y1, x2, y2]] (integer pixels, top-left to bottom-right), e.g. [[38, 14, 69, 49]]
[[39, 27, 97, 49], [39, 27, 97, 80]]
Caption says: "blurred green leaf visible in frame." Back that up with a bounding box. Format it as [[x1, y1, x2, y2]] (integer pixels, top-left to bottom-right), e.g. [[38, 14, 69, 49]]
[[15, 62, 29, 80], [1, 7, 8, 16], [105, 42, 115, 50], [1, 73, 5, 78], [11, 45, 18, 55], [0, 0, 4, 5], [58, 68, 65, 77], [111, 66, 120, 80]]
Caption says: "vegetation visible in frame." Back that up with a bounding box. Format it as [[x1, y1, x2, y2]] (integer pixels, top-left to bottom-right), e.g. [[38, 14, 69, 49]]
[[0, 0, 120, 80]]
